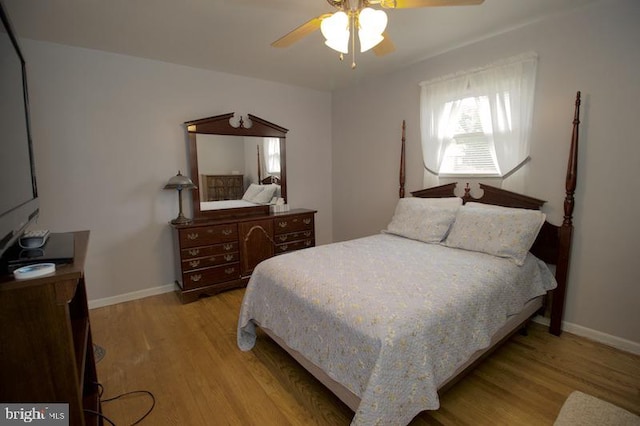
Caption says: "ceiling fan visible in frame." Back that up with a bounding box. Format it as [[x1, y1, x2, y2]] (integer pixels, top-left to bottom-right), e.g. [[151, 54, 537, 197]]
[[271, 0, 485, 68]]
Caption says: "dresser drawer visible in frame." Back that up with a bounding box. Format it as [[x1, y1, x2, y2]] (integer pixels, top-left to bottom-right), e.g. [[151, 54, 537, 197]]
[[275, 238, 314, 254], [181, 263, 241, 290], [179, 224, 238, 248], [274, 230, 314, 244], [182, 251, 239, 272], [274, 214, 314, 235], [180, 242, 238, 260]]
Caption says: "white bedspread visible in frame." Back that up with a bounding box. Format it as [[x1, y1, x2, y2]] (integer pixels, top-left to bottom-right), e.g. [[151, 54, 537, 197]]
[[237, 234, 556, 426]]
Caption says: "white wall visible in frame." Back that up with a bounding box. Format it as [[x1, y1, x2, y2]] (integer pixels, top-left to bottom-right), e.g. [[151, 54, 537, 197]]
[[332, 0, 640, 345], [22, 40, 333, 301]]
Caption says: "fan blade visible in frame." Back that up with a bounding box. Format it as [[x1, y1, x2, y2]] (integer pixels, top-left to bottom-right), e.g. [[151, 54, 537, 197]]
[[271, 14, 331, 48], [373, 32, 395, 56], [383, 0, 483, 8]]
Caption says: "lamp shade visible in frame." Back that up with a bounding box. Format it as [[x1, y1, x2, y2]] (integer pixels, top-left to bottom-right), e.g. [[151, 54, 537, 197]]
[[359, 31, 384, 53], [321, 11, 350, 54], [164, 171, 196, 225], [164, 171, 196, 190], [358, 8, 387, 53]]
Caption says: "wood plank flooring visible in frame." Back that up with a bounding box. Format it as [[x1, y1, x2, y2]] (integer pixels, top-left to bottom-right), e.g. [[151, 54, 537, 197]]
[[90, 289, 639, 425]]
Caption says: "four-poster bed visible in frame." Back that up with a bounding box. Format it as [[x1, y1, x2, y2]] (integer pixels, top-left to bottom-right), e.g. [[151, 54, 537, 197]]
[[237, 92, 581, 425]]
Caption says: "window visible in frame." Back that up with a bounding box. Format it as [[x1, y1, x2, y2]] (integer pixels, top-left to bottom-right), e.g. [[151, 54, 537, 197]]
[[263, 138, 281, 174], [438, 96, 500, 176], [420, 53, 537, 178]]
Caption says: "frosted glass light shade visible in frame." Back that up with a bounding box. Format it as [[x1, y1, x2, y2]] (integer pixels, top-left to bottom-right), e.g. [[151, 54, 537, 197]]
[[359, 31, 384, 53], [358, 8, 387, 53], [358, 8, 387, 34], [321, 11, 350, 54]]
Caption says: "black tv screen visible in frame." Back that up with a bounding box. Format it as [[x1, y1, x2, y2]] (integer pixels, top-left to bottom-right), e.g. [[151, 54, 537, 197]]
[[0, 1, 39, 259]]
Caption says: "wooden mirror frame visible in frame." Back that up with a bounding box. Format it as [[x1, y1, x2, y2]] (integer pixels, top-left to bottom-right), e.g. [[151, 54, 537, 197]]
[[185, 113, 288, 220]]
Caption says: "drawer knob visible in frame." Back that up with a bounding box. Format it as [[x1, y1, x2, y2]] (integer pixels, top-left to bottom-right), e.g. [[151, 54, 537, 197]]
[[189, 260, 200, 268], [187, 233, 199, 240], [222, 228, 233, 236], [304, 231, 311, 237], [278, 221, 288, 228], [279, 235, 288, 242], [279, 244, 288, 251], [225, 267, 235, 275], [305, 240, 312, 247], [190, 274, 202, 282], [303, 218, 311, 225], [224, 254, 233, 262], [188, 249, 200, 257], [223, 243, 233, 251]]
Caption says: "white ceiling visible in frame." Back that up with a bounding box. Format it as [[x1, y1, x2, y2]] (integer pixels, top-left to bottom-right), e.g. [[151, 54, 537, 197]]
[[4, 0, 597, 92]]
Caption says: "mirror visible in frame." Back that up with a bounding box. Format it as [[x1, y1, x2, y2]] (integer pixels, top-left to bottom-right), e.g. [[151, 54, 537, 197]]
[[185, 113, 288, 220]]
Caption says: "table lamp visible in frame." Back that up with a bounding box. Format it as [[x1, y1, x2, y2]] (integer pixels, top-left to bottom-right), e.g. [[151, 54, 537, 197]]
[[164, 171, 197, 225]]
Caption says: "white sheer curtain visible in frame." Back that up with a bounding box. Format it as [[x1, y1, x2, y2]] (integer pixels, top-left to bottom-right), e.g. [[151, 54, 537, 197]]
[[420, 52, 538, 177], [264, 138, 281, 174]]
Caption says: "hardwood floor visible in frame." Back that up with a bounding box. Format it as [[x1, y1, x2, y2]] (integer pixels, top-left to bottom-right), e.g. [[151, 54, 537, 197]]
[[90, 289, 640, 425]]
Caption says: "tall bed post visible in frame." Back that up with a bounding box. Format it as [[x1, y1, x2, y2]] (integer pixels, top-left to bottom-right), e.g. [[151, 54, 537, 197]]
[[399, 120, 406, 198], [550, 91, 581, 335], [257, 145, 262, 183]]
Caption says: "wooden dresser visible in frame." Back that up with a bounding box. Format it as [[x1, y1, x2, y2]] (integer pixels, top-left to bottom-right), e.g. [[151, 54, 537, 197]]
[[0, 231, 102, 425], [172, 209, 316, 303], [203, 174, 244, 201]]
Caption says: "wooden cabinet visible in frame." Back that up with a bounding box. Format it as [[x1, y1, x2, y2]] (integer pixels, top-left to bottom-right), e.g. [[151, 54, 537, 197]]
[[203, 174, 244, 201], [239, 219, 274, 277], [0, 231, 102, 426], [173, 209, 316, 303]]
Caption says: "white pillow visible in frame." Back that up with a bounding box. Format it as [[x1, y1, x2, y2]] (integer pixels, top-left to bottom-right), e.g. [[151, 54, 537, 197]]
[[251, 184, 277, 204], [384, 197, 463, 243], [242, 183, 264, 202], [444, 202, 546, 265], [262, 183, 280, 198], [272, 184, 281, 198]]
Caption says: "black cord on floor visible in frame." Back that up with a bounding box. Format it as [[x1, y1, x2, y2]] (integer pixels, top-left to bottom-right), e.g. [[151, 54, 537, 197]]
[[84, 409, 116, 426], [102, 390, 156, 426], [85, 382, 156, 426]]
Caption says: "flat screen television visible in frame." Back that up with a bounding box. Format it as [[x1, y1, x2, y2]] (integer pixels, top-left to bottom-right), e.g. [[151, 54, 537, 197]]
[[0, 1, 39, 260]]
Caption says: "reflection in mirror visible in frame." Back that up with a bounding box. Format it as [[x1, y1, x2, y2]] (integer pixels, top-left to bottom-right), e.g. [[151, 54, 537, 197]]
[[196, 135, 282, 205], [185, 113, 288, 220]]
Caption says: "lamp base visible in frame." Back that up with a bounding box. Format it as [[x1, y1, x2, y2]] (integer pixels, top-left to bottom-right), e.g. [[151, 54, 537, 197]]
[[170, 214, 192, 225]]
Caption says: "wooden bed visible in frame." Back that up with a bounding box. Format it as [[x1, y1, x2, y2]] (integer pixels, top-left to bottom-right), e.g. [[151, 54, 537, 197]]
[[239, 92, 581, 424]]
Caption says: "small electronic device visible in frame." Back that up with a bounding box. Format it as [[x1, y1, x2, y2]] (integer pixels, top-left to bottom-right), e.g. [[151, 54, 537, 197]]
[[4, 232, 74, 272], [19, 229, 50, 249], [13, 263, 56, 279]]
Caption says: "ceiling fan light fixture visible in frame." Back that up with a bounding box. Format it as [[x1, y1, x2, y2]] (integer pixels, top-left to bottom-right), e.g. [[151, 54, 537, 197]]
[[359, 30, 384, 53], [357, 8, 388, 52], [324, 33, 350, 54], [358, 8, 388, 34], [321, 11, 350, 54]]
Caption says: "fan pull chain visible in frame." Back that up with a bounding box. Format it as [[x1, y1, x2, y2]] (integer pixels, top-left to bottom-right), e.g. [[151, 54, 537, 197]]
[[351, 12, 357, 69]]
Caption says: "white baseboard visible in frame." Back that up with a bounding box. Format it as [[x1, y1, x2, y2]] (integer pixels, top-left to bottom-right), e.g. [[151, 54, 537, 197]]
[[533, 316, 640, 355], [88, 283, 176, 309]]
